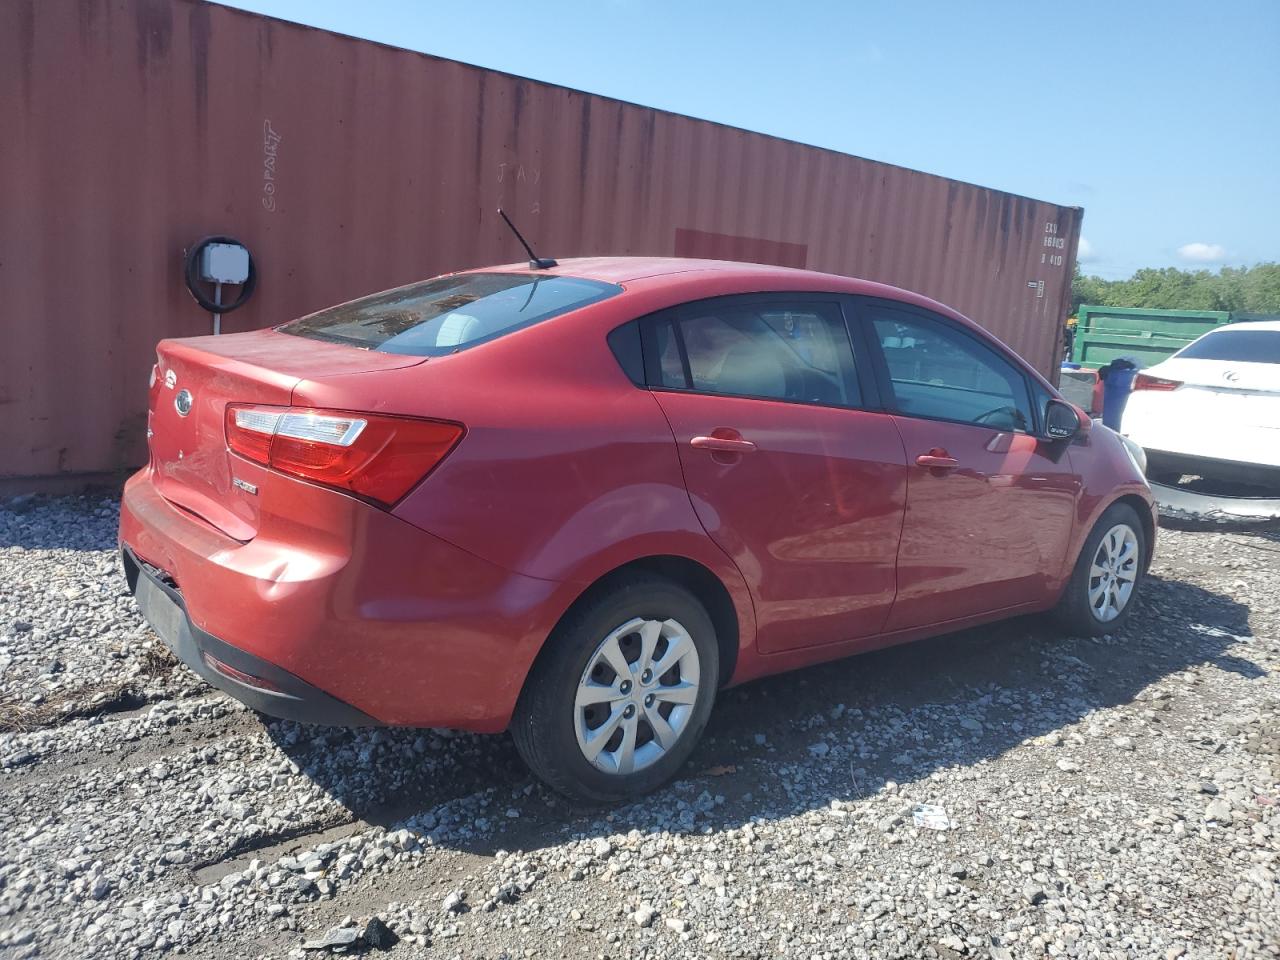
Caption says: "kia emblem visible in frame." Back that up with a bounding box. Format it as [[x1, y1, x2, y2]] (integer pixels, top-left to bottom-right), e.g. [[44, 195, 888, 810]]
[[174, 389, 194, 417]]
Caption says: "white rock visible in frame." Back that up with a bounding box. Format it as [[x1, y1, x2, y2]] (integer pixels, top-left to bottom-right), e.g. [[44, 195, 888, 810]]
[[1204, 798, 1233, 824]]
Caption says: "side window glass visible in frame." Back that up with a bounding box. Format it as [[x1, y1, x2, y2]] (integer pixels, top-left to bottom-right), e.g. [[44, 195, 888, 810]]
[[869, 308, 1032, 431], [653, 316, 687, 388], [673, 301, 860, 406]]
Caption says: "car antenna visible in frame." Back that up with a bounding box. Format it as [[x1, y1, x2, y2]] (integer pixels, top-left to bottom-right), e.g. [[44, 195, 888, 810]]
[[498, 208, 558, 269]]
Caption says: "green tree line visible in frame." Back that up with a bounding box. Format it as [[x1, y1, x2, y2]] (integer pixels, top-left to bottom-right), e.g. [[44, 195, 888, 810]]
[[1072, 262, 1280, 316]]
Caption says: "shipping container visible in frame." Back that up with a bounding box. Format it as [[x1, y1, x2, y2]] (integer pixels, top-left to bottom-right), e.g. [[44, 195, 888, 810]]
[[1, 0, 1082, 490], [1071, 305, 1280, 369]]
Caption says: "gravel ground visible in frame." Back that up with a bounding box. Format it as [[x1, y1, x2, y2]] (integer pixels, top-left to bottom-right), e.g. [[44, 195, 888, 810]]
[[1, 494, 1277, 960]]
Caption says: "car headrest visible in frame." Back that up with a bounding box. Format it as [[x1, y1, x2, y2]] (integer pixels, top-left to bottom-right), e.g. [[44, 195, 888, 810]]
[[716, 338, 786, 398], [434, 312, 481, 347]]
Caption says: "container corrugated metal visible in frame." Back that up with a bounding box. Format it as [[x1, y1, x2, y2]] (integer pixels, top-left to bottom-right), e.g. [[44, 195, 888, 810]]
[[1, 0, 1082, 487]]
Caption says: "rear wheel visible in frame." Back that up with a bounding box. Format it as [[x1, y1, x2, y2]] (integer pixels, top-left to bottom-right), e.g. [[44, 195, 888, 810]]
[[511, 575, 719, 802], [1053, 502, 1147, 636]]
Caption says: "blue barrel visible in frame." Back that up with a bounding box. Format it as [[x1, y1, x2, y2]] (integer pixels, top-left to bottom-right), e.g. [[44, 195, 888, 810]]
[[1100, 359, 1139, 430]]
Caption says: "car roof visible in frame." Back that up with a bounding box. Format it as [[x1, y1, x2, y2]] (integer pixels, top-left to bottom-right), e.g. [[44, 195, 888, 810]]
[[444, 256, 1059, 395], [477, 256, 787, 283], [478, 255, 888, 287], [1201, 319, 1280, 334], [473, 256, 964, 317], [467, 256, 1065, 386]]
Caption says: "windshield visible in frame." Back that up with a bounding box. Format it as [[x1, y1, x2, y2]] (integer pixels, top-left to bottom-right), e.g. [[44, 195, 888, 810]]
[[279, 273, 621, 356], [1176, 329, 1280, 364]]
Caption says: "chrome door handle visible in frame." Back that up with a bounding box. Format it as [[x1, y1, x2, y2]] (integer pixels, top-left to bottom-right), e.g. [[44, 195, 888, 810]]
[[691, 436, 757, 453], [915, 453, 959, 469]]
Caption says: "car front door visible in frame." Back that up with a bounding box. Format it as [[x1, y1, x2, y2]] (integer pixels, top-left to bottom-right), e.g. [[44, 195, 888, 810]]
[[644, 294, 908, 654], [856, 299, 1080, 631]]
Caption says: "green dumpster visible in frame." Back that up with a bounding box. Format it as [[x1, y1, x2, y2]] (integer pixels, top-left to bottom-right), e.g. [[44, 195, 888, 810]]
[[1072, 306, 1232, 368]]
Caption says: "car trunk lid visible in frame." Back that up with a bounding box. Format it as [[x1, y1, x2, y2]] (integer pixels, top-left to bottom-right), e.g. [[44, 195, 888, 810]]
[[1147, 358, 1280, 429], [148, 330, 425, 541]]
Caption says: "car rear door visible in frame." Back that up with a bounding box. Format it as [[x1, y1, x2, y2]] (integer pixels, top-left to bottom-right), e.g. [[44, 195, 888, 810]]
[[854, 298, 1080, 631], [643, 294, 908, 654]]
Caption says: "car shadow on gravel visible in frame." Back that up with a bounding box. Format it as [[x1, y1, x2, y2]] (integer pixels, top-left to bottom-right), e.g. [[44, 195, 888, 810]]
[[263, 570, 1261, 859]]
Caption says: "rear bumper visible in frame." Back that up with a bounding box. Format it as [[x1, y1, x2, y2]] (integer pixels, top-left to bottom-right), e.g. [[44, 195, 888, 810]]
[[1122, 394, 1280, 473], [118, 466, 569, 731], [1145, 449, 1280, 488], [124, 547, 377, 726]]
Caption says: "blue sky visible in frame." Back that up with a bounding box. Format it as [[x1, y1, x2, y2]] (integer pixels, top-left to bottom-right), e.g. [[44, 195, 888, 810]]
[[216, 0, 1278, 279]]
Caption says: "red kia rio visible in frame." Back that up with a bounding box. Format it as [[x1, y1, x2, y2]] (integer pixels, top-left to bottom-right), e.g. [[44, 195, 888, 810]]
[[120, 258, 1155, 800]]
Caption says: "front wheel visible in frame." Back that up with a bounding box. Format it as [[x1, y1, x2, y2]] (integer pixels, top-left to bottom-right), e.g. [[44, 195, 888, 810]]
[[1053, 502, 1147, 636], [511, 575, 719, 803]]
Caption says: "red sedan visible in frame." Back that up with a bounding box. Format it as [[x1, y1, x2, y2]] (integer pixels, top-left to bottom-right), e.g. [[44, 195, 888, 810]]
[[120, 258, 1155, 800]]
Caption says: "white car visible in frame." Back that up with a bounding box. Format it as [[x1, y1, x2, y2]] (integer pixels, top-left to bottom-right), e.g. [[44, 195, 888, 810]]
[[1121, 320, 1280, 488]]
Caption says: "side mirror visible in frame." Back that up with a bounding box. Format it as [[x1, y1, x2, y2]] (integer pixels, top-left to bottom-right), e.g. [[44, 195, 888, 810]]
[[1044, 399, 1082, 441]]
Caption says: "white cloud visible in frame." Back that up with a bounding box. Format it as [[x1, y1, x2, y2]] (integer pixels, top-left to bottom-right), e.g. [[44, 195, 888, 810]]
[[1077, 237, 1097, 262], [853, 43, 885, 65], [1176, 242, 1227, 263]]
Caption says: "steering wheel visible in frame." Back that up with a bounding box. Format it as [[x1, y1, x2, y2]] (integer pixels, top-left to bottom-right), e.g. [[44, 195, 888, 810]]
[[973, 405, 1023, 428]]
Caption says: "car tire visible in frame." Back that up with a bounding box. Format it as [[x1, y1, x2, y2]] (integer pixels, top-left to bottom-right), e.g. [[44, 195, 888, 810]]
[[511, 574, 719, 803], [1053, 502, 1147, 636]]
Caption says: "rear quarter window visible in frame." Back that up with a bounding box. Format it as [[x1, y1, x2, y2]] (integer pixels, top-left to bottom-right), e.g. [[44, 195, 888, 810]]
[[606, 321, 645, 385], [279, 273, 621, 356]]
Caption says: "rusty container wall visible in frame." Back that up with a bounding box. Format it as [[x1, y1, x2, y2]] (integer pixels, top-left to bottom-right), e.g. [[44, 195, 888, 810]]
[[1, 0, 1081, 486]]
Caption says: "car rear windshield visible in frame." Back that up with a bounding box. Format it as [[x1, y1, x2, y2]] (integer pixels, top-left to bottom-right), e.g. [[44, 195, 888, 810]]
[[1177, 329, 1280, 364], [278, 273, 621, 356]]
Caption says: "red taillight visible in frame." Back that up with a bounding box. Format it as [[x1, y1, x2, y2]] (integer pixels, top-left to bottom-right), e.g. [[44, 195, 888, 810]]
[[225, 405, 463, 506], [1132, 373, 1182, 392]]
